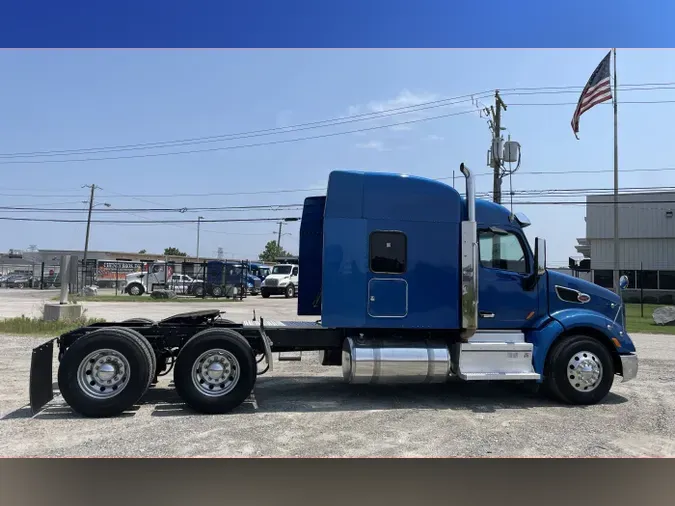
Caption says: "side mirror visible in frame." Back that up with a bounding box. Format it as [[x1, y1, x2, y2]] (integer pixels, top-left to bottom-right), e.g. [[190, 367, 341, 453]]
[[534, 238, 546, 276]]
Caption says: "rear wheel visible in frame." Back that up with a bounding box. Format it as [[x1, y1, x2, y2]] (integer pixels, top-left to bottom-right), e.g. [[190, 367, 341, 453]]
[[543, 335, 615, 405], [57, 328, 153, 417], [173, 328, 256, 414], [194, 285, 205, 297], [116, 325, 157, 387]]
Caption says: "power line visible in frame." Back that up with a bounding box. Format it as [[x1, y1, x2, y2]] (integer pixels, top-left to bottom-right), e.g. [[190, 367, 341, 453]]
[[1, 166, 675, 199], [0, 92, 492, 160], [0, 216, 302, 224], [2, 82, 675, 165], [1, 200, 673, 224], [2, 187, 673, 213], [0, 109, 482, 165], [2, 81, 672, 160], [509, 100, 675, 107]]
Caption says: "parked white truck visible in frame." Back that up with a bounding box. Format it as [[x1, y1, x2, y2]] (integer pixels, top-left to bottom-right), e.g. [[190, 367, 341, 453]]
[[122, 261, 175, 296], [260, 263, 299, 298]]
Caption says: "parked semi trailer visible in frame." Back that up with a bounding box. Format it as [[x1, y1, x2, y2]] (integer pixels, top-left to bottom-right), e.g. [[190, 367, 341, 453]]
[[28, 165, 638, 417]]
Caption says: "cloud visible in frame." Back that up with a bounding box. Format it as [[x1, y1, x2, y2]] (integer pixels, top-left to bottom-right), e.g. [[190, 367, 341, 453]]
[[426, 134, 444, 141], [356, 140, 386, 151], [345, 89, 474, 140], [347, 89, 440, 125]]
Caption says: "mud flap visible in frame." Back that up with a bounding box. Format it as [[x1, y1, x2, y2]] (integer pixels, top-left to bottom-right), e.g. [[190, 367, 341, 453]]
[[29, 338, 57, 415]]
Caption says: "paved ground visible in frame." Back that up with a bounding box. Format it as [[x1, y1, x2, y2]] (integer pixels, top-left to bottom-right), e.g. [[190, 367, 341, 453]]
[[0, 289, 673, 457]]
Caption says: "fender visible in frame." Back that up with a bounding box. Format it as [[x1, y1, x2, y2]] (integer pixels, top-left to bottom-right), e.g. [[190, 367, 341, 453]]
[[551, 308, 635, 353], [524, 309, 635, 379]]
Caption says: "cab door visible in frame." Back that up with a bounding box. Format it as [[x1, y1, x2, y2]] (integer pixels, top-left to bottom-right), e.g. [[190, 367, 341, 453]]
[[477, 227, 540, 329]]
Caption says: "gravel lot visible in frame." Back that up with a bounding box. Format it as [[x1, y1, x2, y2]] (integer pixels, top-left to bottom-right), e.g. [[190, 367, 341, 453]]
[[0, 289, 673, 457]]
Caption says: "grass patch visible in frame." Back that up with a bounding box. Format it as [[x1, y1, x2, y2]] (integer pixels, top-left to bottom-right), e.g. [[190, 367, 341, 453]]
[[50, 294, 238, 303], [0, 315, 106, 336], [625, 303, 675, 335]]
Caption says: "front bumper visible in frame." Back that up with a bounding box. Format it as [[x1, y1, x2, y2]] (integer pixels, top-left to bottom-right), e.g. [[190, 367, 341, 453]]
[[261, 285, 289, 295], [619, 353, 638, 383]]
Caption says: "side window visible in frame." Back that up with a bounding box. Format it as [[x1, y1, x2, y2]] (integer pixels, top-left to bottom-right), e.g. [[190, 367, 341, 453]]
[[478, 230, 528, 274], [291, 267, 298, 276], [370, 231, 407, 274]]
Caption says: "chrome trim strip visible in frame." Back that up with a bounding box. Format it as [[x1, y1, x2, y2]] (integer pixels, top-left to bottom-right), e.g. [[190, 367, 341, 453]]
[[459, 163, 478, 340]]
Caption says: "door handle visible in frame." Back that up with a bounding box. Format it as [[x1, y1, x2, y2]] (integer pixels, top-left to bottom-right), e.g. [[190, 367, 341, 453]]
[[479, 311, 495, 318]]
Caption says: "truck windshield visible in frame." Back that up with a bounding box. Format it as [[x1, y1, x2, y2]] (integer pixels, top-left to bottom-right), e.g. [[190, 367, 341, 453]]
[[272, 265, 292, 275]]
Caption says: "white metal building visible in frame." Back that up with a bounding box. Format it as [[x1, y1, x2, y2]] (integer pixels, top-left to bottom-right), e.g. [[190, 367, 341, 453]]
[[575, 191, 675, 296]]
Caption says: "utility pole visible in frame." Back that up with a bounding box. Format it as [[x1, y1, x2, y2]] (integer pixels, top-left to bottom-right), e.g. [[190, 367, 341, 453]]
[[491, 90, 507, 204], [277, 221, 283, 250], [196, 216, 204, 262], [82, 184, 100, 291]]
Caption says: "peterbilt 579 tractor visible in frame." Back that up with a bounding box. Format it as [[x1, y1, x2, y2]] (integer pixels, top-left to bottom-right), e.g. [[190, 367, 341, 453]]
[[28, 164, 637, 418]]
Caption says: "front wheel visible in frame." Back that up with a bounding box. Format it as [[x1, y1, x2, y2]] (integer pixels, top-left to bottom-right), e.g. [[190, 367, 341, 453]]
[[211, 285, 223, 298], [127, 284, 144, 296], [261, 290, 270, 299], [285, 284, 295, 298], [543, 335, 615, 405]]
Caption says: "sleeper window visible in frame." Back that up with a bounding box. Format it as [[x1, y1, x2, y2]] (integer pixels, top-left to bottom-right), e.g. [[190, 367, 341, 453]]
[[370, 231, 407, 274]]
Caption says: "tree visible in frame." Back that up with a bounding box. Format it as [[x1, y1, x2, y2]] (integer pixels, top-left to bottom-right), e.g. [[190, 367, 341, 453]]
[[163, 247, 187, 257], [138, 249, 147, 254], [258, 240, 290, 262]]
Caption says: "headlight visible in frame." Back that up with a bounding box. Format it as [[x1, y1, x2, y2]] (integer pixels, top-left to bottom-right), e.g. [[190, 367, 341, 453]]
[[278, 279, 289, 286]]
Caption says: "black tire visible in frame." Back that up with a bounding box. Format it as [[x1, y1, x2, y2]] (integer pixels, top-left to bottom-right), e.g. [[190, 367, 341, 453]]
[[127, 284, 144, 296], [212, 285, 223, 298], [543, 335, 615, 405], [113, 326, 157, 388], [173, 328, 256, 414], [194, 285, 205, 297], [261, 290, 270, 299], [285, 284, 295, 298], [57, 328, 153, 417]]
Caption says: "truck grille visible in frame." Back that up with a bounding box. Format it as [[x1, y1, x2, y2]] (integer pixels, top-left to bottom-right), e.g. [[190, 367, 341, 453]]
[[266, 278, 278, 287]]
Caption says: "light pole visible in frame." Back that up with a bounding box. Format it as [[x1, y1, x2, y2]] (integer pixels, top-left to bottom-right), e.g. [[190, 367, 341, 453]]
[[196, 216, 204, 262]]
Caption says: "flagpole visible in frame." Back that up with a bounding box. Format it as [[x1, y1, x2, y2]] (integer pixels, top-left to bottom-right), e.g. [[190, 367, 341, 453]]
[[612, 48, 620, 293]]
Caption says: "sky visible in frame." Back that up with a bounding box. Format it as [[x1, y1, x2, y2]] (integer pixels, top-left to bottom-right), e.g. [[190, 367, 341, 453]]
[[0, 49, 673, 266]]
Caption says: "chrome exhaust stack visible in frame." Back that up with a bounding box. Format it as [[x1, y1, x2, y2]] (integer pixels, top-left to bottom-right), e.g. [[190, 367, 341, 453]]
[[459, 163, 478, 340]]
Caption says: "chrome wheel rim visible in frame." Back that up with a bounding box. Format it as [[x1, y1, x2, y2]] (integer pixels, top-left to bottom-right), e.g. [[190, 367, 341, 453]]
[[192, 349, 240, 397], [130, 286, 140, 295], [567, 351, 603, 392], [77, 349, 131, 399]]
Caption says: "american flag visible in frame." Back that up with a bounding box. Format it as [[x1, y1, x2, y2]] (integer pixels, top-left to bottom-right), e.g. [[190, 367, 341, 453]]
[[571, 51, 613, 139]]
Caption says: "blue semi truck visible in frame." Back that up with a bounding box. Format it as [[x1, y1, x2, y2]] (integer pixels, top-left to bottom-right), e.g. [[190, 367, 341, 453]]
[[28, 164, 638, 417]]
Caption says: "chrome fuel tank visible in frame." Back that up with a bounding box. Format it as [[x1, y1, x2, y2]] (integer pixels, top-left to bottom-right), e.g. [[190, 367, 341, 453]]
[[341, 337, 451, 384]]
